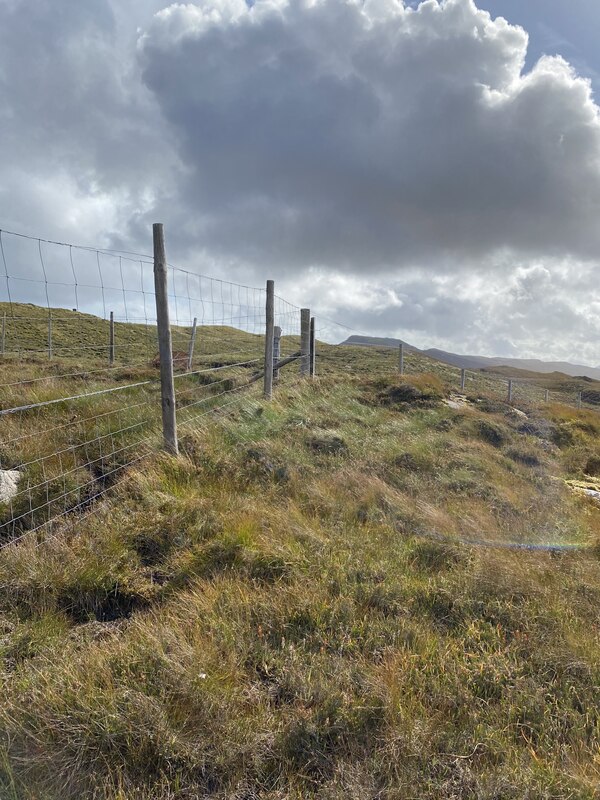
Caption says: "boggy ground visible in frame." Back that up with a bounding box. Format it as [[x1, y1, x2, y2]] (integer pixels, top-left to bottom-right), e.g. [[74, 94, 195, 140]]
[[1, 367, 600, 799]]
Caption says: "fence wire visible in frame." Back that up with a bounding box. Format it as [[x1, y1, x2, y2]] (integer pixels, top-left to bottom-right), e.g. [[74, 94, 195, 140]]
[[0, 228, 303, 551], [311, 315, 596, 411], [1, 226, 596, 553]]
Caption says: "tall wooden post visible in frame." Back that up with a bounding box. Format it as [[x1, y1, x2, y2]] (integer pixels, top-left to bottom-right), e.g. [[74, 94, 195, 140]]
[[187, 317, 197, 372], [1, 312, 5, 357], [109, 311, 115, 366], [273, 325, 281, 384], [507, 380, 513, 404], [309, 316, 316, 377], [300, 308, 310, 377], [460, 368, 466, 391], [264, 281, 275, 399], [47, 315, 52, 360], [153, 223, 178, 455], [398, 342, 404, 375], [544, 389, 549, 403]]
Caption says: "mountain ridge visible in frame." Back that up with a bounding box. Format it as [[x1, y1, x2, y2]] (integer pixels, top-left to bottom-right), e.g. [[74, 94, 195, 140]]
[[340, 335, 600, 381]]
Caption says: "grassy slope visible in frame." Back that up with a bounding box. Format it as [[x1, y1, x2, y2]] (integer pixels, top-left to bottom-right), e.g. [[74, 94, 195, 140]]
[[0, 308, 600, 798], [483, 364, 600, 393]]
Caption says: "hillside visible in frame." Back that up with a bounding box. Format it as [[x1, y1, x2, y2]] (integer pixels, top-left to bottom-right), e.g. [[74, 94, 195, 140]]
[[342, 335, 419, 351], [1, 308, 600, 798], [341, 334, 600, 382]]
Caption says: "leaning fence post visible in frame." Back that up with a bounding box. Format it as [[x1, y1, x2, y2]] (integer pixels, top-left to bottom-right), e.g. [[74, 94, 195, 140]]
[[507, 380, 513, 404], [309, 316, 316, 377], [300, 308, 310, 377], [273, 325, 281, 384], [109, 311, 115, 366], [264, 280, 275, 399], [153, 223, 178, 455], [460, 368, 466, 391], [1, 312, 5, 357], [187, 317, 197, 372], [47, 314, 52, 360], [398, 342, 404, 375]]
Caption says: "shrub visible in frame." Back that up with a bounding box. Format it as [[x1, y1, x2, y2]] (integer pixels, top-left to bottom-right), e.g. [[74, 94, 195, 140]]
[[506, 447, 541, 468], [473, 419, 509, 447], [584, 455, 600, 477]]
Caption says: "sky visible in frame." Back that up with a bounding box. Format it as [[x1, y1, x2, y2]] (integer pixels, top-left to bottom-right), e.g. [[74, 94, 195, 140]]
[[1, 0, 600, 362]]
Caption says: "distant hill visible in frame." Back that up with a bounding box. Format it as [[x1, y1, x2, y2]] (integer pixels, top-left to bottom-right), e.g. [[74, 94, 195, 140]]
[[342, 335, 421, 351], [340, 335, 600, 381]]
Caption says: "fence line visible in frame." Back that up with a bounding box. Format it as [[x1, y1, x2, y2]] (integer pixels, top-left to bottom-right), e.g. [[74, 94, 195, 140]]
[[1, 222, 597, 553], [0, 223, 305, 551]]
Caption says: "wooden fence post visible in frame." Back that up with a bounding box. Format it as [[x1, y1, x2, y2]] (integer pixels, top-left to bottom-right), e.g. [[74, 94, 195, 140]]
[[460, 368, 466, 391], [264, 281, 275, 399], [507, 380, 513, 404], [398, 342, 404, 375], [1, 312, 5, 357], [47, 315, 52, 360], [300, 308, 310, 377], [153, 223, 178, 455], [273, 325, 281, 384], [544, 389, 549, 403], [187, 317, 197, 372], [109, 311, 115, 366], [310, 316, 316, 377]]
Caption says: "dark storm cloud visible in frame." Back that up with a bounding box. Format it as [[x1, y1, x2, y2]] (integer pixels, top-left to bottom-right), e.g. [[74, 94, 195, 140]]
[[138, 0, 600, 275], [2, 0, 600, 363]]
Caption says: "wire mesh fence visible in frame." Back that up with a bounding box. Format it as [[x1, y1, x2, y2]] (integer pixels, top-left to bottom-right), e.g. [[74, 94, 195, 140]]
[[1, 224, 597, 552], [312, 316, 597, 412], [0, 227, 304, 550]]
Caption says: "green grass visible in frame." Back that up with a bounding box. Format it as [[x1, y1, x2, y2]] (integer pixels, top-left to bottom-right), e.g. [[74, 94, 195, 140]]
[[0, 306, 600, 798]]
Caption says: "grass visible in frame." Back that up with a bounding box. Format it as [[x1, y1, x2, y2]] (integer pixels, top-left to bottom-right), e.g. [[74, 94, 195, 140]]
[[0, 305, 600, 798]]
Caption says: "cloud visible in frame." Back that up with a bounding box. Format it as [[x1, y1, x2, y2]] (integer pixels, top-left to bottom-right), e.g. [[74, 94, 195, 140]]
[[138, 0, 600, 276], [0, 0, 175, 245], [2, 0, 600, 363]]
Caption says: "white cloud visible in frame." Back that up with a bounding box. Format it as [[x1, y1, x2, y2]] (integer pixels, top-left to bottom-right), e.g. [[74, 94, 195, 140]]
[[2, 0, 600, 363]]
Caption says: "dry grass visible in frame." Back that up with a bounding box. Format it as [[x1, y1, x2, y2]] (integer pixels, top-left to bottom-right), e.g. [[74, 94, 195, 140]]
[[0, 308, 600, 798]]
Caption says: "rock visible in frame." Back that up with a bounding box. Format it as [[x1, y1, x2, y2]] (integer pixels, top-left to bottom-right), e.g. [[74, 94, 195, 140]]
[[505, 407, 528, 420], [565, 479, 600, 503], [443, 394, 469, 410], [0, 470, 20, 503]]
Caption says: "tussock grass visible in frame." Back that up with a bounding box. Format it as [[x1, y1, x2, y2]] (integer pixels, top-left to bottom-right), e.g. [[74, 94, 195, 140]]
[[0, 309, 600, 797]]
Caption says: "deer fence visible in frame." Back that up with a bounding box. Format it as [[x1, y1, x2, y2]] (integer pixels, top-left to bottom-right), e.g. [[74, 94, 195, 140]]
[[0, 224, 307, 550], [0, 222, 595, 551]]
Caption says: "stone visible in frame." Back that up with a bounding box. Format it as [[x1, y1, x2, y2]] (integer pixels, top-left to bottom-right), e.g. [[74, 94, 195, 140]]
[[0, 470, 20, 503], [443, 394, 469, 410], [505, 407, 528, 420]]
